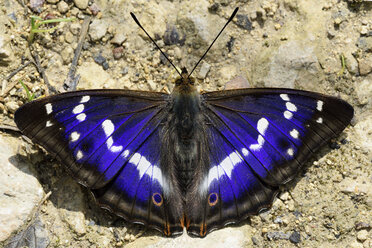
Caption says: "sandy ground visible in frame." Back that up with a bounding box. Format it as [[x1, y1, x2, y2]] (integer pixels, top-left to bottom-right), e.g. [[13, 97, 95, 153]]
[[0, 0, 371, 247]]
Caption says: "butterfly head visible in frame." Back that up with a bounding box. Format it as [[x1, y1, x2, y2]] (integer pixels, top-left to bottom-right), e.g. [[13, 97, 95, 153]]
[[173, 67, 197, 95]]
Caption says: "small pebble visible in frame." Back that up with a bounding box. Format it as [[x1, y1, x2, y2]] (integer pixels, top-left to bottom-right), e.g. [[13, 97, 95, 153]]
[[74, 0, 88, 9], [289, 231, 301, 244], [357, 230, 368, 242], [163, 25, 185, 46], [208, 3, 219, 13], [121, 67, 129, 75], [355, 222, 370, 230], [5, 101, 19, 113], [65, 31, 74, 44], [112, 47, 124, 60], [111, 32, 126, 45], [236, 14, 252, 30], [198, 62, 211, 79], [57, 1, 69, 13], [274, 23, 281, 30], [88, 3, 100, 15], [89, 19, 108, 41], [30, 0, 44, 12], [47, 0, 59, 3], [94, 54, 106, 65], [329, 142, 340, 150]]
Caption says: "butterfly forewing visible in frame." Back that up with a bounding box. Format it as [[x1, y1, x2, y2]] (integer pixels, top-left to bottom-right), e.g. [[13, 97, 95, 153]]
[[14, 90, 183, 235], [184, 88, 353, 237]]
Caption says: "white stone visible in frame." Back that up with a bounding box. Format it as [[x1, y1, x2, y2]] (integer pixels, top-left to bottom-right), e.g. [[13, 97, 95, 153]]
[[0, 135, 44, 242]]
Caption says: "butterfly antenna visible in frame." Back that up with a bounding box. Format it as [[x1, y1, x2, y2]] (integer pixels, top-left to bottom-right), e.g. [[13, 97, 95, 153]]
[[130, 12, 182, 77], [188, 7, 239, 78]]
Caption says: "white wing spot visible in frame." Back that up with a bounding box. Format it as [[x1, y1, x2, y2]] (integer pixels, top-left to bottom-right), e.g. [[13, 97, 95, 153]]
[[284, 110, 293, 120], [280, 94, 290, 101], [72, 104, 84, 114], [317, 100, 324, 111], [316, 117, 323, 123], [76, 113, 86, 122], [102, 120, 114, 137], [80, 96, 90, 103], [102, 120, 123, 152], [242, 148, 249, 156], [257, 118, 269, 135], [46, 120, 53, 127], [70, 132, 80, 142], [136, 155, 152, 178], [45, 103, 53, 114], [286, 102, 297, 112], [290, 129, 299, 139], [250, 135, 265, 151], [129, 153, 164, 188], [76, 150, 83, 160], [287, 148, 294, 156], [123, 150, 130, 157]]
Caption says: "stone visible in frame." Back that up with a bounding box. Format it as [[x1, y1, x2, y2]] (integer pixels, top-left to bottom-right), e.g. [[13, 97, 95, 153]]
[[60, 46, 74, 64], [236, 14, 252, 30], [208, 3, 219, 13], [289, 231, 301, 244], [355, 78, 372, 105], [57, 1, 69, 14], [266, 231, 290, 240], [126, 227, 246, 248], [5, 101, 19, 113], [77, 62, 117, 89], [198, 62, 211, 79], [357, 230, 368, 242], [69, 23, 81, 35], [358, 55, 372, 75], [111, 32, 126, 45], [0, 135, 44, 242], [30, 0, 44, 12], [64, 31, 74, 44], [344, 52, 359, 74], [339, 177, 371, 195], [73, 0, 88, 9], [89, 19, 108, 41], [112, 47, 124, 60], [356, 37, 372, 52], [0, 34, 12, 65], [163, 24, 185, 46], [224, 75, 251, 89], [56, 177, 87, 235], [47, 0, 59, 3], [264, 41, 320, 89]]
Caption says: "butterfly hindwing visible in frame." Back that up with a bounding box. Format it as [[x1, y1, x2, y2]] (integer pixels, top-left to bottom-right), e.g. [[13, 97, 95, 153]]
[[14, 90, 183, 235], [185, 88, 353, 237]]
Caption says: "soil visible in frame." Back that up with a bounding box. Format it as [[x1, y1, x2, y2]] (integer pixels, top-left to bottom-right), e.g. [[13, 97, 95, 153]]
[[0, 0, 371, 247]]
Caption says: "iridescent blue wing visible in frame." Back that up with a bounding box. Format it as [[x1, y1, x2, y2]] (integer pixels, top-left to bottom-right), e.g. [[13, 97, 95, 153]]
[[14, 90, 183, 236], [186, 88, 353, 237]]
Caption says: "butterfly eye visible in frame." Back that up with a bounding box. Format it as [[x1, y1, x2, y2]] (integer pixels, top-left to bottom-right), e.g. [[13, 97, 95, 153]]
[[152, 192, 163, 206], [208, 192, 218, 206]]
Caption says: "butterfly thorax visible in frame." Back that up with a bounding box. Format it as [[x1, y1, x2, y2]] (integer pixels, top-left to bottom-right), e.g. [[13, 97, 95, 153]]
[[169, 69, 203, 190]]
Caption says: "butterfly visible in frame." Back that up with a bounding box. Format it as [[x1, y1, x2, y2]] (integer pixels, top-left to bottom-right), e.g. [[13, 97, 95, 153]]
[[14, 8, 354, 237]]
